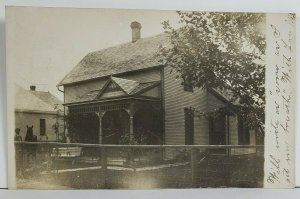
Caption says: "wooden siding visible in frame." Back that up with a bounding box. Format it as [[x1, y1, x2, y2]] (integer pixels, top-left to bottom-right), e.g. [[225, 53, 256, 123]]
[[229, 115, 238, 145], [140, 86, 161, 98], [64, 68, 161, 104], [163, 66, 208, 158]]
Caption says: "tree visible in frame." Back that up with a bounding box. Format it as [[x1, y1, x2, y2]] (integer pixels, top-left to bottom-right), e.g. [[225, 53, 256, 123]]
[[159, 11, 266, 139]]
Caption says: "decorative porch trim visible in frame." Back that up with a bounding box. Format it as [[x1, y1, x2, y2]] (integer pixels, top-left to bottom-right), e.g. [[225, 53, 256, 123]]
[[64, 96, 161, 106], [69, 103, 130, 114]]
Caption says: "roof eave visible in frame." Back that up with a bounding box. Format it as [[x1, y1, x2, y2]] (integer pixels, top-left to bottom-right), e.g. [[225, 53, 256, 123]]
[[131, 81, 161, 96], [58, 64, 164, 87], [15, 109, 61, 115]]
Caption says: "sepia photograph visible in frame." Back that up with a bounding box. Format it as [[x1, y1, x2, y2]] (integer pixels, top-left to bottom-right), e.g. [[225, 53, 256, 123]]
[[5, 7, 296, 189]]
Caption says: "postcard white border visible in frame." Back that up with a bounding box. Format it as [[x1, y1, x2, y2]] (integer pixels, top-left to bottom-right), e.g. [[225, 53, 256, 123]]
[[0, 0, 299, 197]]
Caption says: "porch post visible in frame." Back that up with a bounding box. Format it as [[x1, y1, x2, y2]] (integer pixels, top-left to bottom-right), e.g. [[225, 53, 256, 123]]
[[126, 102, 136, 143], [96, 111, 105, 144], [129, 115, 134, 142]]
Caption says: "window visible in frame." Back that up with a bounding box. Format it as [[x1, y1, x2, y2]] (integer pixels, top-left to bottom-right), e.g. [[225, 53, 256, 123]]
[[209, 115, 226, 145], [40, 119, 46, 136], [183, 78, 193, 92], [238, 116, 250, 145], [184, 108, 194, 145], [209, 115, 227, 154]]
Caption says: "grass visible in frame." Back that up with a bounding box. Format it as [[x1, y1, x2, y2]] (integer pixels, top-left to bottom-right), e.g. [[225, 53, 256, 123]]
[[17, 153, 264, 189]]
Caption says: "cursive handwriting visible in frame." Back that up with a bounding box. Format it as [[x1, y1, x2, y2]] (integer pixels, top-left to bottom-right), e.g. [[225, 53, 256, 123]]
[[266, 13, 295, 187]]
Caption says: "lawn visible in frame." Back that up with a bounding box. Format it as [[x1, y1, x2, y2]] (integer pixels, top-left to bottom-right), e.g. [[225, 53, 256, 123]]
[[17, 153, 264, 189]]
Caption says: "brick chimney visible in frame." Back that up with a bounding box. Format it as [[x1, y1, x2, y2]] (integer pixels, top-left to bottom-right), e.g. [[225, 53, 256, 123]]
[[30, 85, 36, 91], [130, 21, 142, 43]]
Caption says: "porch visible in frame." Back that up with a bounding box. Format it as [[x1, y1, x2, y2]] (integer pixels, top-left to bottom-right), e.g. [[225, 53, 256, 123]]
[[67, 98, 163, 145]]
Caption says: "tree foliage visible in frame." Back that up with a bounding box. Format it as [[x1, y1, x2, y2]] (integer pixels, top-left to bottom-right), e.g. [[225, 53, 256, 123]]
[[160, 11, 266, 137]]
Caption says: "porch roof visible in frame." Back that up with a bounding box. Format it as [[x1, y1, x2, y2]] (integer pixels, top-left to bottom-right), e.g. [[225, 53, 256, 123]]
[[66, 76, 161, 104], [66, 96, 161, 114]]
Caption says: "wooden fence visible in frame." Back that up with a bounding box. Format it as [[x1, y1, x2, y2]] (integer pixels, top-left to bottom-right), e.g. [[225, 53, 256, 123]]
[[14, 142, 264, 188]]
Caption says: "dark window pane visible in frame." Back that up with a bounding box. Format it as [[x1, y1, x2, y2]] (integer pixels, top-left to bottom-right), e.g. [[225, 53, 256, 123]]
[[40, 119, 46, 136], [184, 108, 194, 145], [209, 115, 226, 145], [209, 114, 227, 154]]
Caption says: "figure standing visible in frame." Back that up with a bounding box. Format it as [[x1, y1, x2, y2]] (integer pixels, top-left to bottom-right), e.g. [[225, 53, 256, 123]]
[[14, 128, 22, 141], [14, 128, 24, 179]]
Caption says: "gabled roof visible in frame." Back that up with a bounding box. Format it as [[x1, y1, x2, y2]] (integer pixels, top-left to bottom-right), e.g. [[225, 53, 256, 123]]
[[96, 76, 160, 99], [59, 33, 170, 85], [63, 77, 161, 104], [15, 85, 63, 114], [30, 90, 64, 111], [111, 77, 139, 94]]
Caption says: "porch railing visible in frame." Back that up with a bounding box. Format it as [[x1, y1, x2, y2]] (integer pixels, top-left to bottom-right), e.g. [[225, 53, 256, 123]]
[[14, 141, 264, 188]]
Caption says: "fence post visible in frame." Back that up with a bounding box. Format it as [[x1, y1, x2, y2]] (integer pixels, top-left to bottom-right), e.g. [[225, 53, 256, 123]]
[[101, 147, 107, 187], [191, 148, 198, 187], [15, 142, 24, 178]]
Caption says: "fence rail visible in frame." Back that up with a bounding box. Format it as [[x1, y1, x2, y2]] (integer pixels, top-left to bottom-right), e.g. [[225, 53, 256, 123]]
[[15, 141, 264, 148], [14, 141, 264, 189]]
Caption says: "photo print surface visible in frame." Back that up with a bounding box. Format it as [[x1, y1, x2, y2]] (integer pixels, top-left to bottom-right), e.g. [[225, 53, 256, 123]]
[[6, 7, 296, 189]]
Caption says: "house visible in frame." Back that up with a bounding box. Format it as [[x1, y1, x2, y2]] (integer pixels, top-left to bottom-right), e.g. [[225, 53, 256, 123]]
[[14, 85, 64, 142], [58, 22, 257, 156]]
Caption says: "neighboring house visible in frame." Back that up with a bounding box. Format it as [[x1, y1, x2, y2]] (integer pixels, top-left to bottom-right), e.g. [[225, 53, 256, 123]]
[[58, 21, 257, 156], [14, 85, 64, 142]]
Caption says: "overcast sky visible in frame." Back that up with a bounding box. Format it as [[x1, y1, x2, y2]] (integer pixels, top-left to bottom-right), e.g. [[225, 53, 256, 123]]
[[7, 7, 181, 100]]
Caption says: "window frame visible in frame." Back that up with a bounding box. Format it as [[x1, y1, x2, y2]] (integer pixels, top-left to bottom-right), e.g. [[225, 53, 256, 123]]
[[184, 108, 194, 145], [40, 118, 46, 136], [183, 78, 194, 92]]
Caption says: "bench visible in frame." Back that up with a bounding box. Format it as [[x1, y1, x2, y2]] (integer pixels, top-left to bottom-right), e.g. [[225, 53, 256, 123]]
[[51, 147, 82, 165]]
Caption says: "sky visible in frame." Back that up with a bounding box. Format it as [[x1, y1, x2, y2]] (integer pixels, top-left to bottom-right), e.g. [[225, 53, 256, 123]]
[[6, 7, 181, 100]]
